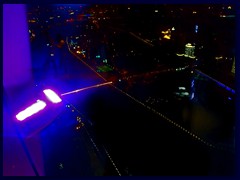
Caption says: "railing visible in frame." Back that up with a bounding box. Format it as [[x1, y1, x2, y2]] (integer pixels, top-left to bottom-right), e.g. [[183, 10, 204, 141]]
[[195, 69, 235, 94]]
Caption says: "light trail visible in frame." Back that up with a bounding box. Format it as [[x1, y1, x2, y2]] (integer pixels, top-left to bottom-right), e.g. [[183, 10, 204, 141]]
[[61, 81, 113, 96], [129, 32, 154, 47]]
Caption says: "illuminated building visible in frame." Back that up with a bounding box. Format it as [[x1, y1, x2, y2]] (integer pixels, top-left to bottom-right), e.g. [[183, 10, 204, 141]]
[[195, 25, 198, 33], [184, 43, 196, 59], [161, 29, 171, 40]]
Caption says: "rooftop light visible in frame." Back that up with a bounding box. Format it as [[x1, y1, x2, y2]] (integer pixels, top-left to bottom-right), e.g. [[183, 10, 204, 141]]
[[43, 89, 62, 103], [16, 100, 46, 121]]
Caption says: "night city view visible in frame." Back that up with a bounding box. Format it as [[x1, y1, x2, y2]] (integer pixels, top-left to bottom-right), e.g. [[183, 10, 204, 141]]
[[3, 4, 236, 176]]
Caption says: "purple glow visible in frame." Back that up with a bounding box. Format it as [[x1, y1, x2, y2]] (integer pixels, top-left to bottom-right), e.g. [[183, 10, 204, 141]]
[[3, 4, 32, 88], [43, 89, 62, 103], [16, 100, 46, 121]]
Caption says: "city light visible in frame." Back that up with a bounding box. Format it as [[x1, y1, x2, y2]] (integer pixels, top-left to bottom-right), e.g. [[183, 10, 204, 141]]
[[220, 15, 226, 18], [185, 43, 194, 48], [16, 100, 46, 121], [43, 89, 62, 103], [161, 29, 170, 34], [163, 35, 171, 39], [179, 87, 186, 90], [28, 19, 36, 23], [162, 29, 171, 39], [176, 53, 184, 56], [185, 43, 195, 58], [215, 56, 223, 60], [231, 57, 235, 74], [190, 92, 195, 100], [191, 79, 195, 88], [220, 15, 235, 18], [195, 25, 198, 33]]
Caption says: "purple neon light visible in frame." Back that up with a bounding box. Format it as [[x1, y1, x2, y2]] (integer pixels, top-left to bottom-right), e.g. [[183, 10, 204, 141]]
[[43, 89, 62, 103], [16, 100, 46, 121]]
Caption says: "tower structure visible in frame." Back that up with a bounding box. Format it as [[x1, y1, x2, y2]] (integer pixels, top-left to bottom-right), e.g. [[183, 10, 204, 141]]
[[184, 43, 196, 59]]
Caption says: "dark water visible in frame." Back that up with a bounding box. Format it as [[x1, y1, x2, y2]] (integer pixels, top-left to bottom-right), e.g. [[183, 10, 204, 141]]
[[121, 69, 235, 147], [69, 77, 235, 175]]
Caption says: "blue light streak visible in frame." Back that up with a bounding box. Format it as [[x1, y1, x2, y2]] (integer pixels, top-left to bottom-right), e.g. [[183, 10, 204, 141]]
[[195, 70, 235, 94]]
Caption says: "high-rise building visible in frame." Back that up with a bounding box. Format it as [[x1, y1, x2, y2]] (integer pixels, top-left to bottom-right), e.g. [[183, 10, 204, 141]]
[[184, 43, 196, 59]]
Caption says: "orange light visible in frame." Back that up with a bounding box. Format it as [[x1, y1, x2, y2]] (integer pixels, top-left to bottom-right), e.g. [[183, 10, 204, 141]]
[[28, 20, 36, 23], [163, 35, 171, 39]]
